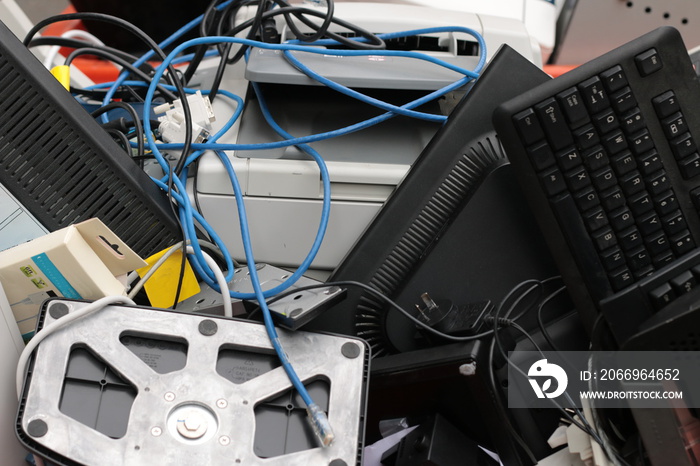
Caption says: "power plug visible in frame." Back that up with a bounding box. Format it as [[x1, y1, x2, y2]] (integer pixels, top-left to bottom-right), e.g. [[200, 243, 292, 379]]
[[414, 293, 493, 336]]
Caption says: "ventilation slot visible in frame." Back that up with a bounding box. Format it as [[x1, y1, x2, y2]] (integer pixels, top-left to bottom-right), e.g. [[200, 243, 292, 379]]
[[355, 137, 507, 355]]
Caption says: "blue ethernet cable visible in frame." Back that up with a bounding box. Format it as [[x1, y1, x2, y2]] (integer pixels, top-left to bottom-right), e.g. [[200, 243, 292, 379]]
[[139, 58, 331, 298], [136, 30, 485, 282], [100, 0, 234, 122], [160, 74, 472, 152], [213, 149, 334, 444], [280, 26, 487, 122]]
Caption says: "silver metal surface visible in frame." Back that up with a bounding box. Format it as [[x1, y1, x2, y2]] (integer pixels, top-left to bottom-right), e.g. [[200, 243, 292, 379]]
[[20, 300, 368, 465], [178, 264, 345, 328]]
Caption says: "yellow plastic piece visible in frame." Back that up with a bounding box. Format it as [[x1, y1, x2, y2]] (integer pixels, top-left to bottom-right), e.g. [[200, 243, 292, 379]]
[[50, 65, 70, 90], [136, 247, 200, 308]]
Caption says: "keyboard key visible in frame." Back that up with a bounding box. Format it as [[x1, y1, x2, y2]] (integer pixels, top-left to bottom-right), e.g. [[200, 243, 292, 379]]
[[628, 190, 654, 215], [619, 226, 643, 250], [620, 170, 645, 195], [647, 171, 671, 196], [670, 132, 697, 160], [566, 166, 591, 191], [579, 76, 609, 114], [594, 109, 619, 135], [663, 210, 687, 235], [556, 147, 583, 171], [626, 247, 652, 271], [601, 187, 625, 212], [527, 141, 556, 170], [594, 228, 617, 251], [609, 266, 634, 291], [592, 167, 618, 191], [610, 150, 636, 175], [652, 90, 680, 118], [629, 130, 654, 155], [655, 190, 679, 216], [678, 153, 700, 179], [539, 166, 567, 196], [637, 211, 662, 235], [557, 87, 590, 127], [646, 231, 670, 256], [601, 246, 625, 271], [601, 65, 628, 92], [690, 187, 700, 211], [637, 150, 662, 176], [633, 265, 655, 279], [649, 282, 675, 309], [582, 146, 609, 171], [573, 124, 600, 149], [670, 230, 695, 255], [584, 207, 608, 232], [670, 270, 696, 294], [603, 130, 628, 154], [610, 87, 637, 114], [610, 207, 634, 231], [653, 251, 675, 267], [635, 48, 663, 76], [513, 108, 545, 145], [661, 112, 688, 139], [575, 187, 600, 211], [535, 98, 574, 150], [620, 108, 645, 134]]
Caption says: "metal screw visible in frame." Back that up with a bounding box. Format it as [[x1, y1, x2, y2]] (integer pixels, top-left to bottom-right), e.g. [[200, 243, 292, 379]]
[[151, 427, 162, 437], [164, 392, 175, 402], [459, 362, 477, 376], [177, 411, 208, 439], [216, 399, 228, 409], [219, 436, 231, 446]]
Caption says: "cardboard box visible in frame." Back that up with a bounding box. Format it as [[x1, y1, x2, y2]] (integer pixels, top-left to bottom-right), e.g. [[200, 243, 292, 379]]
[[0, 218, 146, 338]]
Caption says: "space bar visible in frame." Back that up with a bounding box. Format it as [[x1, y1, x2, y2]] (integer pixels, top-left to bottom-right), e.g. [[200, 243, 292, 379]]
[[550, 193, 614, 302]]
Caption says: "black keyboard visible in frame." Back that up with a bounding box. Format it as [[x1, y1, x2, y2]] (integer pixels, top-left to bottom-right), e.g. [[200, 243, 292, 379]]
[[493, 27, 700, 344]]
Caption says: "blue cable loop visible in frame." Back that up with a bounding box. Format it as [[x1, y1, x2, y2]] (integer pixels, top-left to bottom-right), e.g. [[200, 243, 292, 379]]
[[140, 31, 485, 294], [92, 11, 487, 433]]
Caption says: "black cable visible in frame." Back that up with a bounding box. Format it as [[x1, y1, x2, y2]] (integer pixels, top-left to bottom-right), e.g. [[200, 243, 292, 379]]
[[246, 280, 497, 342], [28, 36, 149, 70], [273, 0, 334, 44], [209, 0, 270, 100], [69, 85, 143, 101], [23, 12, 193, 172], [492, 303, 636, 466], [66, 47, 177, 101], [225, 6, 385, 50], [91, 102, 145, 159], [182, 0, 224, 84], [487, 336, 540, 464], [166, 164, 188, 309], [104, 128, 131, 155], [536, 285, 568, 352]]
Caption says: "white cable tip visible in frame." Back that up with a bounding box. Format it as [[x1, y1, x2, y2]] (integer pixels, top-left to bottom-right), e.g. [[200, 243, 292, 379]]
[[307, 403, 335, 447]]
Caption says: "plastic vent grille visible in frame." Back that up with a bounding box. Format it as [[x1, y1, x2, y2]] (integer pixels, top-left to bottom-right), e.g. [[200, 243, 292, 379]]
[[0, 33, 181, 258], [355, 136, 507, 356]]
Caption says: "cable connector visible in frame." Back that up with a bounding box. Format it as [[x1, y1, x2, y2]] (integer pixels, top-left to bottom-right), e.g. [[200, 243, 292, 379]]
[[154, 90, 215, 144], [483, 315, 515, 327], [306, 403, 334, 447], [415, 293, 492, 336]]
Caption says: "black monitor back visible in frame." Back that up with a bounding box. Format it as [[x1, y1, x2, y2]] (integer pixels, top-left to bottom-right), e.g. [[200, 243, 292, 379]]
[[0, 20, 180, 258], [310, 45, 559, 356]]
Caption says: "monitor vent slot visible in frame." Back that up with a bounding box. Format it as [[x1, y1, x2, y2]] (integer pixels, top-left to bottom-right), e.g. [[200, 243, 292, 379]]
[[0, 40, 180, 258], [355, 137, 507, 355]]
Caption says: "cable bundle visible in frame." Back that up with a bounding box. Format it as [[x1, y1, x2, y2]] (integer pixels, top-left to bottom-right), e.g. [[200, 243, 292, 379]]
[[24, 0, 487, 448]]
